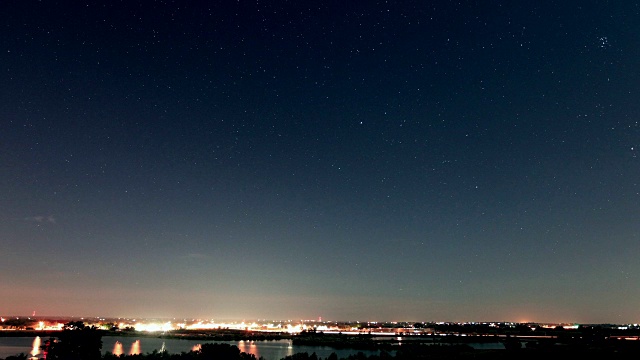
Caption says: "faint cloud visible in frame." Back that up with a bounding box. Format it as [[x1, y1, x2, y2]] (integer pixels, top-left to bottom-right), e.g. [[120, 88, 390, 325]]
[[25, 215, 56, 224]]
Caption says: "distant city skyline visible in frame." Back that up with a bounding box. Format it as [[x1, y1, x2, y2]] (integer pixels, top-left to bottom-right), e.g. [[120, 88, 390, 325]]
[[3, 316, 634, 329], [1, 1, 639, 324]]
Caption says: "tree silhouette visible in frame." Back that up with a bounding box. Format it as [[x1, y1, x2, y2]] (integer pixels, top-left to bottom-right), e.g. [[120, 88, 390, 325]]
[[44, 322, 103, 360]]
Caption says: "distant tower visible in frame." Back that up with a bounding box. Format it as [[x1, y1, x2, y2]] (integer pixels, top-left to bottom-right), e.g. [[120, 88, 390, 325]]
[[318, 316, 322, 322]]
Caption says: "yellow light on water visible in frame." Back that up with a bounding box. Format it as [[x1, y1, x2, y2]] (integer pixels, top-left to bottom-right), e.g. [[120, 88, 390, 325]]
[[113, 341, 123, 356], [129, 340, 141, 355], [31, 337, 41, 357]]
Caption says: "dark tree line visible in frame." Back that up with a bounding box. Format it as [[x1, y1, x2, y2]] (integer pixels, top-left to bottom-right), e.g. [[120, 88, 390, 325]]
[[43, 322, 105, 360]]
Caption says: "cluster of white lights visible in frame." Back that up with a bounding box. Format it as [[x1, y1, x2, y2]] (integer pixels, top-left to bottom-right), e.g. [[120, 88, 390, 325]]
[[121, 321, 312, 334], [133, 322, 174, 332]]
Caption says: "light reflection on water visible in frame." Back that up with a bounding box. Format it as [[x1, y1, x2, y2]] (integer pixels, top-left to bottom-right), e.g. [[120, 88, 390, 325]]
[[101, 337, 349, 359], [112, 341, 123, 356], [237, 340, 261, 359], [30, 336, 41, 358], [102, 337, 300, 359], [129, 340, 141, 355]]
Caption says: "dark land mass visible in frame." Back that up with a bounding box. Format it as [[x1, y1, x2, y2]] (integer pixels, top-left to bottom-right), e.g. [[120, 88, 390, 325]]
[[160, 329, 290, 342]]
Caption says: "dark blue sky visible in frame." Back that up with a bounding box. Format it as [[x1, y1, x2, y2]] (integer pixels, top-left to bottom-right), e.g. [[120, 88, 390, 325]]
[[1, 1, 639, 323]]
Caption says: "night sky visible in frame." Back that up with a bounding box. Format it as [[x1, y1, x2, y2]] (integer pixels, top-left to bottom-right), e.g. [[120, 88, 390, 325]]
[[2, 1, 639, 323]]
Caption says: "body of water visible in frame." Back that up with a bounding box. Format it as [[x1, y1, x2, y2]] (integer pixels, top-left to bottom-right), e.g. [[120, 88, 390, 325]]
[[0, 336, 386, 360], [0, 335, 507, 359]]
